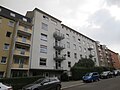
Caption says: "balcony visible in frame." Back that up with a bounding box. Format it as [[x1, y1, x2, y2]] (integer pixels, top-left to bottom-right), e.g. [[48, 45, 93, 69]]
[[16, 37, 31, 46], [11, 64, 29, 69], [53, 66, 63, 70], [53, 31, 65, 41], [53, 54, 66, 61], [14, 49, 30, 57], [88, 47, 93, 51], [18, 26, 32, 35], [53, 43, 65, 50]]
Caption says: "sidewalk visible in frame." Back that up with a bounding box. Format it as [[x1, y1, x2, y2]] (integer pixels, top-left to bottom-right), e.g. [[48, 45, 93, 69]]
[[61, 80, 84, 89]]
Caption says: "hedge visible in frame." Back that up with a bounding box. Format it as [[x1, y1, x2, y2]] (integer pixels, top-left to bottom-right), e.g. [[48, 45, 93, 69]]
[[0, 76, 44, 90], [70, 67, 115, 80]]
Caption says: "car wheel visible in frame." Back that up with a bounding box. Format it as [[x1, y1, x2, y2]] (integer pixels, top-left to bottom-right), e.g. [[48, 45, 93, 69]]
[[34, 88, 39, 90], [56, 85, 61, 90]]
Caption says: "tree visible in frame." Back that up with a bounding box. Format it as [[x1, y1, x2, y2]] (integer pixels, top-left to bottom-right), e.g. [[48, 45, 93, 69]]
[[74, 58, 95, 68]]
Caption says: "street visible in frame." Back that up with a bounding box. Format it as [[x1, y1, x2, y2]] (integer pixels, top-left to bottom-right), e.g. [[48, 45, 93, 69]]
[[63, 76, 120, 90]]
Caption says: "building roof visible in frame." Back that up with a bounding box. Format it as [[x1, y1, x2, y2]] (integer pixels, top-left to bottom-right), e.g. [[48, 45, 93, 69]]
[[61, 24, 95, 42], [34, 8, 62, 23], [0, 6, 31, 23]]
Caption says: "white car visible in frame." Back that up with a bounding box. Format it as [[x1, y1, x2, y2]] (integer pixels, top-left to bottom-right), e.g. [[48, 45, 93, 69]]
[[0, 82, 13, 90]]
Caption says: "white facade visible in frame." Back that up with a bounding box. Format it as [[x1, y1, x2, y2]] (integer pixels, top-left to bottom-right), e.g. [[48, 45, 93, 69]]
[[26, 8, 99, 76]]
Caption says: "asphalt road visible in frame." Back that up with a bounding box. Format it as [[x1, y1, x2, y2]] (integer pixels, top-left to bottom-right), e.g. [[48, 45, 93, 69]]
[[64, 76, 120, 90]]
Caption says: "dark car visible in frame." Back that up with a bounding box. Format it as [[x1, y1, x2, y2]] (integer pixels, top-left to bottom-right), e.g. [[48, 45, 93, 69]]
[[100, 71, 113, 79], [22, 77, 61, 90], [82, 72, 100, 82]]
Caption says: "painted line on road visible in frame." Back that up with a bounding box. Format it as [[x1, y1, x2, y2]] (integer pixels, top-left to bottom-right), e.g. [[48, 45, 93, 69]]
[[61, 83, 85, 90]]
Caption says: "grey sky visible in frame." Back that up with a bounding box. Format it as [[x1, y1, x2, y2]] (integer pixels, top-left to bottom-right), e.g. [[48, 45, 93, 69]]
[[0, 0, 120, 54]]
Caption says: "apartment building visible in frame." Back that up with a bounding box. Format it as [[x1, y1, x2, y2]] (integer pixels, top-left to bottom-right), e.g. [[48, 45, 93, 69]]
[[0, 6, 32, 78], [96, 41, 113, 68], [108, 49, 120, 69], [26, 8, 99, 77]]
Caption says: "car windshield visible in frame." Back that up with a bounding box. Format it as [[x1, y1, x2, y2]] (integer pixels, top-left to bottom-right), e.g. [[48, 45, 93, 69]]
[[33, 78, 44, 84], [85, 73, 93, 76], [102, 72, 109, 74]]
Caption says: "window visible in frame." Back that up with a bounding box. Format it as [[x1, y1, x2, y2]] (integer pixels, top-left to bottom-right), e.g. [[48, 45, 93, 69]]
[[78, 38, 81, 43], [68, 61, 71, 67], [43, 15, 49, 21], [22, 37, 27, 42], [8, 21, 14, 27], [67, 51, 70, 57], [40, 45, 47, 53], [23, 18, 27, 22], [84, 48, 87, 53], [14, 58, 19, 64], [4, 43, 10, 50], [94, 58, 96, 62], [41, 33, 47, 41], [67, 42, 70, 48], [6, 32, 11, 37], [92, 51, 95, 55], [73, 36, 76, 42], [10, 13, 15, 17], [66, 33, 69, 39], [42, 23, 48, 30], [24, 26, 29, 31], [51, 19, 57, 25], [79, 46, 82, 51], [74, 53, 77, 59], [1, 57, 7, 64], [83, 40, 85, 45], [40, 58, 46, 65], [80, 54, 82, 59], [73, 44, 76, 50], [0, 72, 4, 78]]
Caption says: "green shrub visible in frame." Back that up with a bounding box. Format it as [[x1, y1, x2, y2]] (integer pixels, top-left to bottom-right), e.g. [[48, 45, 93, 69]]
[[61, 72, 69, 81]]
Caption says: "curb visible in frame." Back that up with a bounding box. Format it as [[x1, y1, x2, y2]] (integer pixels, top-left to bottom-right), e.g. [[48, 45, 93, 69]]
[[61, 83, 85, 90]]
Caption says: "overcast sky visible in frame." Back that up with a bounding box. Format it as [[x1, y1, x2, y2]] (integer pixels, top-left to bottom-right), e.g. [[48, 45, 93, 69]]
[[1, 0, 120, 54]]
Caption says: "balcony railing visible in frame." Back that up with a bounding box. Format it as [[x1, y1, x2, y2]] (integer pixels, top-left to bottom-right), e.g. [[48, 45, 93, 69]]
[[53, 43, 65, 50], [11, 64, 29, 69], [53, 66, 63, 70], [53, 31, 65, 41], [16, 37, 31, 45], [18, 26, 32, 35], [14, 49, 30, 57], [53, 54, 66, 61]]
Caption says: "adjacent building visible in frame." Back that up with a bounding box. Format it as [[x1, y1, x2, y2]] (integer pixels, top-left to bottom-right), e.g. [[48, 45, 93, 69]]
[[0, 6, 32, 78], [26, 8, 99, 77], [108, 49, 120, 69]]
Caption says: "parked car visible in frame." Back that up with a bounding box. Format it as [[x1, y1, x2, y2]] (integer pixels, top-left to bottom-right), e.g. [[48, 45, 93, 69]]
[[82, 72, 100, 82], [0, 82, 13, 90], [22, 77, 61, 90], [100, 71, 113, 79]]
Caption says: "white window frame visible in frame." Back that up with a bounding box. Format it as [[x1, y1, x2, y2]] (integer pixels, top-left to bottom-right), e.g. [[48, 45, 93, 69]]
[[73, 44, 76, 50], [40, 58, 47, 66], [41, 33, 47, 41], [42, 22, 48, 31], [4, 43, 10, 50], [40, 45, 47, 53], [8, 21, 14, 27]]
